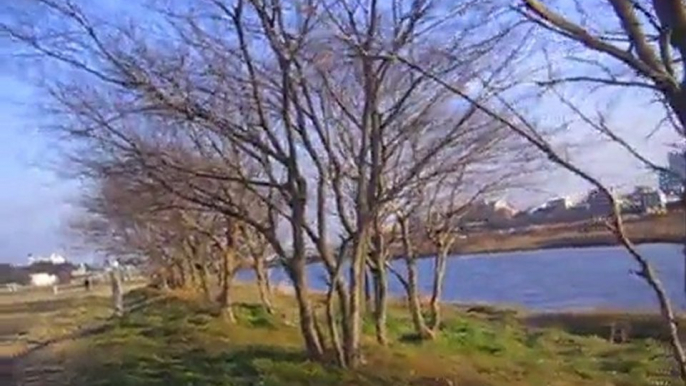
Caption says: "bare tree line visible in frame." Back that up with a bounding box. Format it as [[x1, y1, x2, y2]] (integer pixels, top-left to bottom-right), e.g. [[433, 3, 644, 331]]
[[1, 0, 685, 379]]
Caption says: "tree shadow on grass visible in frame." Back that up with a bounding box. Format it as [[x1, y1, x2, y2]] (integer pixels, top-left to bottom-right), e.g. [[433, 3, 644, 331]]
[[80, 343, 410, 386], [398, 333, 426, 345], [73, 344, 325, 386], [234, 302, 277, 329]]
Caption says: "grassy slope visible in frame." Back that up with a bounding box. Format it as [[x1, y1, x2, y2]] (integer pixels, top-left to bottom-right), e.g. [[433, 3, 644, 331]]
[[13, 285, 675, 386]]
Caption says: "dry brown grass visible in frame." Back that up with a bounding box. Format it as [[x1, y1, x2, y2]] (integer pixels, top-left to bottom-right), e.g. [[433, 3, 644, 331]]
[[0, 282, 144, 359]]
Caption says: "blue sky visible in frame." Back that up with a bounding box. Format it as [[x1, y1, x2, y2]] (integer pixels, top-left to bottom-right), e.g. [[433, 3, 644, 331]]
[[0, 75, 79, 264]]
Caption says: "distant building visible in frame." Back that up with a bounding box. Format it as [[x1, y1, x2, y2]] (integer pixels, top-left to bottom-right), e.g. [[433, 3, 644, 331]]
[[26, 258, 76, 284], [459, 199, 518, 230], [28, 253, 67, 265], [659, 172, 684, 196], [618, 194, 642, 214], [29, 273, 58, 287], [658, 150, 686, 196], [669, 150, 686, 178], [546, 197, 571, 212], [491, 199, 518, 218], [630, 186, 666, 214], [71, 263, 89, 278], [520, 196, 594, 225], [586, 189, 614, 217]]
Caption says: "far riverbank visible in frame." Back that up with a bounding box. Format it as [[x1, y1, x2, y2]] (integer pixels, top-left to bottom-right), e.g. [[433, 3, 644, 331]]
[[437, 210, 685, 257]]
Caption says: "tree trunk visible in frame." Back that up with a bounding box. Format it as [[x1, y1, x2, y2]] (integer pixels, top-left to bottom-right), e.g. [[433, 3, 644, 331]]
[[265, 266, 273, 295], [316, 248, 351, 337], [219, 250, 236, 323], [289, 260, 324, 361], [313, 309, 327, 354], [405, 256, 433, 339], [372, 265, 389, 345], [364, 268, 373, 313], [399, 216, 432, 340], [254, 255, 274, 314], [176, 262, 187, 288], [329, 263, 351, 334], [217, 219, 238, 322], [110, 267, 124, 317], [370, 225, 388, 346], [344, 228, 368, 367], [186, 258, 197, 288], [161, 268, 171, 291], [429, 244, 449, 332], [326, 270, 345, 367], [197, 262, 212, 303], [317, 247, 351, 363], [289, 185, 325, 361]]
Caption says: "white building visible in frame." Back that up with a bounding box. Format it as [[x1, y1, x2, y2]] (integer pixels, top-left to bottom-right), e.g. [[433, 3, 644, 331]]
[[28, 253, 67, 265], [545, 197, 571, 211], [30, 273, 58, 287], [491, 199, 518, 216], [71, 263, 89, 278]]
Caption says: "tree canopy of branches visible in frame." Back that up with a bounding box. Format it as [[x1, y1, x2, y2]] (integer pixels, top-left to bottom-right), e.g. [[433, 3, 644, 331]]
[[1, 0, 530, 368], [16, 0, 686, 376], [511, 1, 686, 380], [379, 1, 686, 381]]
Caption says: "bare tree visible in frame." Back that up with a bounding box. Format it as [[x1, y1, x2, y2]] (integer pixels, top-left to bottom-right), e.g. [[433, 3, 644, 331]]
[[509, 2, 686, 381], [395, 45, 686, 385], [517, 0, 686, 137], [421, 169, 518, 333], [0, 0, 536, 368], [0, 0, 333, 361], [239, 222, 275, 314], [306, 0, 520, 352], [391, 158, 523, 339]]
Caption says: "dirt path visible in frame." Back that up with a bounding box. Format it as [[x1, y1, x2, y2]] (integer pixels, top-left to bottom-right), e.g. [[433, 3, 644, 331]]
[[8, 357, 65, 386], [1, 327, 28, 385], [1, 286, 156, 386], [2, 328, 94, 385]]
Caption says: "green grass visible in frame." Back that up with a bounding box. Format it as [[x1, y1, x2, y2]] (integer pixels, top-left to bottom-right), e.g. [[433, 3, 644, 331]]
[[9, 285, 680, 386], [64, 292, 386, 386]]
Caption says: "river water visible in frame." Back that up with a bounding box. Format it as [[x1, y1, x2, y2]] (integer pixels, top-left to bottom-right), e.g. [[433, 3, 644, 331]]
[[239, 243, 686, 312]]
